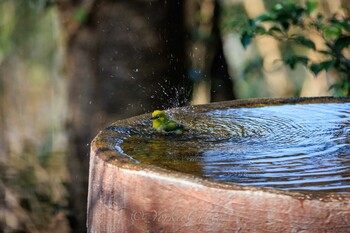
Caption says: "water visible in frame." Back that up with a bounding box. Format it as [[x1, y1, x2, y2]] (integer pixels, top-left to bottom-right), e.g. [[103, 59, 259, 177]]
[[120, 103, 350, 193]]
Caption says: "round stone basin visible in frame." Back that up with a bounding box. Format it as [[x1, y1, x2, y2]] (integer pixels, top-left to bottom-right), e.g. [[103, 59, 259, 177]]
[[87, 97, 350, 232]]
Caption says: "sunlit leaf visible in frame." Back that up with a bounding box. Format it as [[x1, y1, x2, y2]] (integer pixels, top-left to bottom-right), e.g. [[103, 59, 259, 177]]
[[305, 1, 318, 14], [324, 26, 342, 40], [329, 17, 350, 33], [232, 0, 350, 95], [274, 2, 297, 12], [273, 3, 284, 11]]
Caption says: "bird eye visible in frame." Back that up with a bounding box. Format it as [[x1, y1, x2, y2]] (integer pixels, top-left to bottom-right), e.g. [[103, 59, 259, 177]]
[[151, 115, 160, 120]]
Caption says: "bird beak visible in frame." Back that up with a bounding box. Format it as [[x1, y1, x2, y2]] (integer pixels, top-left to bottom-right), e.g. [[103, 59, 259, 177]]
[[150, 116, 157, 120]]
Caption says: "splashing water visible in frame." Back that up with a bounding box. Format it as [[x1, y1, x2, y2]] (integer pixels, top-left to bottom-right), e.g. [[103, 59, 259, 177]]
[[120, 102, 350, 193], [155, 82, 191, 109]]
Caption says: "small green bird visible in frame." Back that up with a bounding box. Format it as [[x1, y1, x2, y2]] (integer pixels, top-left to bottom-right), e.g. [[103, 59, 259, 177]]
[[151, 110, 186, 134]]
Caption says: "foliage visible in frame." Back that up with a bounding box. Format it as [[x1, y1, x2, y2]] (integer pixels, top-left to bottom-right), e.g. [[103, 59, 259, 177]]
[[0, 1, 70, 232], [233, 1, 350, 96]]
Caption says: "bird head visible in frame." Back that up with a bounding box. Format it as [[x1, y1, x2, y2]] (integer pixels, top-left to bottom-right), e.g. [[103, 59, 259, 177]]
[[151, 110, 167, 121], [151, 110, 169, 129]]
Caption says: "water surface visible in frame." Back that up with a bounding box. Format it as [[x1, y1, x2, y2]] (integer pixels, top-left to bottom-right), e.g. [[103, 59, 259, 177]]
[[120, 103, 350, 193]]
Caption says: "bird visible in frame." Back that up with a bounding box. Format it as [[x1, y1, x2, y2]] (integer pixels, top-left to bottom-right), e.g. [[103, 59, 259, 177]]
[[151, 110, 186, 134]]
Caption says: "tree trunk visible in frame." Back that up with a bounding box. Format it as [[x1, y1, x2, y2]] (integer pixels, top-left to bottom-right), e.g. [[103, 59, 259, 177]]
[[210, 0, 235, 102], [186, 0, 235, 104], [58, 0, 189, 231]]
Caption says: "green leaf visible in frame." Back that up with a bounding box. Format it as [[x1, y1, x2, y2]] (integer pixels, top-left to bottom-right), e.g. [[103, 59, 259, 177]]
[[248, 19, 255, 27], [319, 60, 335, 71], [272, 3, 296, 29], [284, 55, 309, 69], [273, 2, 297, 12], [281, 22, 290, 30], [254, 13, 276, 23], [293, 36, 316, 50], [305, 1, 318, 14], [334, 36, 350, 51], [255, 26, 266, 34], [267, 26, 284, 35], [240, 31, 254, 49], [329, 83, 341, 90], [329, 80, 350, 96], [273, 3, 284, 11], [339, 21, 350, 32], [293, 7, 305, 23], [324, 26, 342, 40], [318, 50, 333, 56], [309, 63, 323, 76], [329, 18, 350, 33], [316, 14, 324, 23]]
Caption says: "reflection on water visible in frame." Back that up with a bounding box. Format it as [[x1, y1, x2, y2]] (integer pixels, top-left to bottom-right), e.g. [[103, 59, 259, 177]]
[[120, 103, 350, 193]]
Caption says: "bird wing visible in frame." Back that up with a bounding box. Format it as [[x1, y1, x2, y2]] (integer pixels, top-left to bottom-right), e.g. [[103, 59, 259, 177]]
[[162, 120, 184, 132]]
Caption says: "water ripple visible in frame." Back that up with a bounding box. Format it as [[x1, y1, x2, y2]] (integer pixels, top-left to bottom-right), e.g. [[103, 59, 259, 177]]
[[122, 102, 350, 193], [199, 103, 350, 193]]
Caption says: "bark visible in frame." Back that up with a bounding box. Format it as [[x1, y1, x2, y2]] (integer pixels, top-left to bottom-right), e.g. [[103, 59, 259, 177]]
[[186, 0, 235, 104], [210, 0, 235, 101]]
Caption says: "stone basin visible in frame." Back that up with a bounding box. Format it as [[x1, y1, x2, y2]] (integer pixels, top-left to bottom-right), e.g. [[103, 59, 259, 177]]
[[87, 97, 350, 232]]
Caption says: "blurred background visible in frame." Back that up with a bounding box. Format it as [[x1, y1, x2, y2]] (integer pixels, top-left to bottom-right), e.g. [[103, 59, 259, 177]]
[[1, 0, 349, 232]]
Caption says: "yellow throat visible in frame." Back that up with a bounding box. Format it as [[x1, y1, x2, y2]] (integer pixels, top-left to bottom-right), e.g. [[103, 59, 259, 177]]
[[151, 110, 167, 128]]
